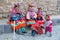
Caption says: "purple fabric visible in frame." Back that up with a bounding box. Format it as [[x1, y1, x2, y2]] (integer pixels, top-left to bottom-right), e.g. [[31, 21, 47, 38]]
[[9, 8, 21, 20], [45, 27, 52, 32], [37, 11, 43, 15], [27, 10, 36, 18]]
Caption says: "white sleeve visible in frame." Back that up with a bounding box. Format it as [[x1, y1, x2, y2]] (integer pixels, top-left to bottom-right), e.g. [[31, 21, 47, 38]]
[[34, 12, 37, 18], [44, 21, 49, 28], [26, 12, 30, 19], [45, 21, 52, 27], [46, 22, 50, 27]]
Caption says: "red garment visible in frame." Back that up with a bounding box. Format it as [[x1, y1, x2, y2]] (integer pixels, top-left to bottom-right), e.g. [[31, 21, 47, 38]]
[[37, 20, 44, 34], [31, 22, 39, 31], [31, 20, 44, 34], [45, 27, 52, 32], [37, 20, 44, 25], [45, 20, 52, 32]]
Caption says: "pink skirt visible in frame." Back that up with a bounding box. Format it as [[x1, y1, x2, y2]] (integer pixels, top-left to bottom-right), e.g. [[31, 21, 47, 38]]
[[45, 27, 52, 32]]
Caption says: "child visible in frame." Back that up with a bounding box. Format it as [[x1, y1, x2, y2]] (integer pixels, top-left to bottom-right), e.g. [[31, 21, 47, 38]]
[[26, 3, 37, 29], [37, 6, 43, 18], [26, 3, 37, 20], [9, 3, 23, 21], [44, 15, 52, 37], [36, 6, 44, 21]]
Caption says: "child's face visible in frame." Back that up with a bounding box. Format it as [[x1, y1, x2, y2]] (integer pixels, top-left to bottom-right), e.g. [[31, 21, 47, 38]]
[[29, 7, 34, 10], [38, 8, 42, 11], [15, 7, 19, 10], [46, 17, 50, 21]]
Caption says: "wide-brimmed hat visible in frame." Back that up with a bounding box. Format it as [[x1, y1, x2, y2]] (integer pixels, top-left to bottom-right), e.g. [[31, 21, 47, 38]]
[[28, 2, 35, 7]]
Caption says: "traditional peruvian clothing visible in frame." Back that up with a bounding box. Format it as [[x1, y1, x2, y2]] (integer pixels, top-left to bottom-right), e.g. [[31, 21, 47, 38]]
[[26, 3, 37, 20], [15, 20, 27, 33], [45, 21, 52, 32], [31, 16, 44, 36], [37, 20, 44, 34], [45, 15, 52, 37], [8, 20, 27, 33], [37, 7, 43, 18], [9, 3, 22, 21], [37, 10, 43, 16], [26, 10, 37, 20]]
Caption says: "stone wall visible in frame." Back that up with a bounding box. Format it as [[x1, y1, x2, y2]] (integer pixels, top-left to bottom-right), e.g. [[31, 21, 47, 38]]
[[0, 0, 58, 18]]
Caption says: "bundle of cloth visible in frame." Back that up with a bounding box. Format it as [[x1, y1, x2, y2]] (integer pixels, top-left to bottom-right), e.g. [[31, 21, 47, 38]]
[[31, 16, 44, 36]]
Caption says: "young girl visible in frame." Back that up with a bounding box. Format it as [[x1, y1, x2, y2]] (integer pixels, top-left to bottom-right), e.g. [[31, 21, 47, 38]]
[[26, 3, 37, 29], [26, 3, 37, 20], [9, 3, 22, 21], [37, 6, 43, 18], [8, 3, 26, 34], [45, 15, 53, 37]]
